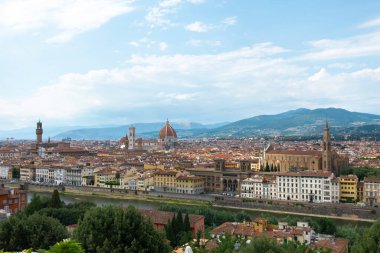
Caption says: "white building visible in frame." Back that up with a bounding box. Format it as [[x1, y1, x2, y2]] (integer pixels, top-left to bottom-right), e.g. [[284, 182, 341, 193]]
[[65, 166, 82, 186], [36, 167, 55, 184], [277, 171, 337, 203], [241, 175, 277, 199], [0, 164, 12, 179]]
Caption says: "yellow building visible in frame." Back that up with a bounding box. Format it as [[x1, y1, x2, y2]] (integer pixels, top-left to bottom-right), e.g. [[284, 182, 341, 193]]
[[176, 175, 204, 194], [250, 159, 261, 172], [364, 177, 380, 206], [154, 171, 178, 192], [339, 175, 358, 202], [144, 164, 165, 170]]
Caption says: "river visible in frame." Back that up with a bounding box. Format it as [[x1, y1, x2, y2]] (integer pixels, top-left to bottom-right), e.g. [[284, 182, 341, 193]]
[[28, 191, 373, 228]]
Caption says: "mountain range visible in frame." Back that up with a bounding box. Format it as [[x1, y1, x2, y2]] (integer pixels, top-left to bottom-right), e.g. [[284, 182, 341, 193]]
[[2, 108, 380, 140]]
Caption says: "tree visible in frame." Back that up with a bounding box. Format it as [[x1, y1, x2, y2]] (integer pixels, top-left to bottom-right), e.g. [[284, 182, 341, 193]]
[[351, 220, 380, 253], [12, 167, 20, 179], [51, 189, 62, 208], [73, 206, 170, 253], [195, 230, 202, 247], [265, 163, 270, 172], [0, 213, 68, 251], [25, 194, 50, 215], [184, 213, 191, 232], [313, 217, 336, 235], [40, 240, 85, 253]]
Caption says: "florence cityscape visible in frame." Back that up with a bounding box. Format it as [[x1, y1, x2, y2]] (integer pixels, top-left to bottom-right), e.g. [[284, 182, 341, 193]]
[[0, 0, 380, 253]]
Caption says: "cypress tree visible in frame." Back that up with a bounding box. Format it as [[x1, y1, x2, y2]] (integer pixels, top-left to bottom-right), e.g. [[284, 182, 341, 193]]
[[265, 163, 270, 172], [184, 213, 191, 232], [50, 189, 62, 208]]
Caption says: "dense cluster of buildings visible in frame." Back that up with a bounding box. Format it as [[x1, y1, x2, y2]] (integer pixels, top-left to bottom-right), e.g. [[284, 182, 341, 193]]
[[0, 120, 379, 206]]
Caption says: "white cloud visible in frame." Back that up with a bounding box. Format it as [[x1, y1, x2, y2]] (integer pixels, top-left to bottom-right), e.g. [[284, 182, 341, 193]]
[[0, 0, 134, 43], [185, 16, 237, 33], [222, 16, 237, 26], [160, 0, 182, 7], [185, 21, 214, 32], [159, 42, 168, 51], [145, 0, 182, 28], [130, 41, 140, 47], [301, 31, 380, 60], [187, 0, 205, 4], [1, 42, 379, 127], [308, 68, 329, 81], [358, 17, 380, 29], [187, 39, 221, 47]]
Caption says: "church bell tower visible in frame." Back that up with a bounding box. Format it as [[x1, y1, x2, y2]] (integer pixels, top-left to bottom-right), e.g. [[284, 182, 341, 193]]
[[128, 126, 135, 150], [36, 120, 43, 145], [322, 120, 332, 171]]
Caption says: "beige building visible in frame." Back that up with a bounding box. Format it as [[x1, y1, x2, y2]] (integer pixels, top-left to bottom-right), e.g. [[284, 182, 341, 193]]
[[364, 177, 380, 206], [176, 175, 204, 194], [20, 167, 36, 182]]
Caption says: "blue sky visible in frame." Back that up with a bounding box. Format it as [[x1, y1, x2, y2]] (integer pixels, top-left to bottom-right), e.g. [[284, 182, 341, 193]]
[[0, 0, 380, 130]]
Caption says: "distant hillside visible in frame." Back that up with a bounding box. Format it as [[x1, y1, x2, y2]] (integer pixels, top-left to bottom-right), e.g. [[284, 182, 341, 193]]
[[52, 108, 380, 140], [202, 108, 380, 138], [54, 122, 229, 140]]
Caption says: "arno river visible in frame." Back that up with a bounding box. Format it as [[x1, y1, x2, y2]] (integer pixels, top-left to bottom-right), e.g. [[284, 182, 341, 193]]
[[28, 191, 373, 227]]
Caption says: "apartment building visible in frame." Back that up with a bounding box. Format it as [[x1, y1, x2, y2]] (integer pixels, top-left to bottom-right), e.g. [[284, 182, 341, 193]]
[[176, 175, 204, 194], [339, 175, 358, 202], [364, 177, 380, 206]]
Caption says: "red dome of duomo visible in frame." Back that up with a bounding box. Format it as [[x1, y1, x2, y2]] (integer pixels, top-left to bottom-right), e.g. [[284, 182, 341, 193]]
[[158, 119, 177, 139]]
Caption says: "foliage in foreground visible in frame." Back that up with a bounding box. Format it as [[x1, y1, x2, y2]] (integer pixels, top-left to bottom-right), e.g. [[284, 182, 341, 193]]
[[164, 211, 192, 247], [73, 205, 171, 253], [26, 192, 96, 226], [203, 236, 332, 253], [0, 213, 68, 251], [351, 219, 380, 253]]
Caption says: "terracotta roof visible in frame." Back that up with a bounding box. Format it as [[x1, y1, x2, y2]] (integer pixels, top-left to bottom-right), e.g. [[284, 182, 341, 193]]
[[313, 238, 349, 253], [155, 171, 178, 176], [277, 171, 333, 178], [205, 238, 218, 251], [267, 150, 322, 156], [140, 209, 203, 227], [364, 177, 380, 183]]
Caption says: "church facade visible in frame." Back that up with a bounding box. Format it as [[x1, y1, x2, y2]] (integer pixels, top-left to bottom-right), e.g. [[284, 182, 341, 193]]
[[263, 121, 348, 174]]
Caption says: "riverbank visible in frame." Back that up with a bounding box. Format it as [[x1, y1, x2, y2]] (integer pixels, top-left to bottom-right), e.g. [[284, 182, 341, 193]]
[[28, 185, 376, 224], [29, 187, 210, 208], [213, 204, 376, 223]]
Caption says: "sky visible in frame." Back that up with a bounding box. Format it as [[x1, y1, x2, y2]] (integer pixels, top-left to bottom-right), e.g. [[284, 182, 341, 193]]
[[0, 0, 380, 130]]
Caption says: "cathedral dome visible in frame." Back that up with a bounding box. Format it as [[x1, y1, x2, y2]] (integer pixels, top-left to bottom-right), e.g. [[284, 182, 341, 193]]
[[158, 119, 177, 139]]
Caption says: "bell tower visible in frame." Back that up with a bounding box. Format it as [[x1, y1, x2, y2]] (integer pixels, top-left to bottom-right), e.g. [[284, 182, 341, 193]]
[[322, 120, 332, 171], [36, 120, 43, 145], [128, 126, 135, 150]]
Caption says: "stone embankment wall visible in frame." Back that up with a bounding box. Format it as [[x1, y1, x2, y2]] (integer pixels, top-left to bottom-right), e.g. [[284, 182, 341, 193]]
[[215, 197, 380, 220]]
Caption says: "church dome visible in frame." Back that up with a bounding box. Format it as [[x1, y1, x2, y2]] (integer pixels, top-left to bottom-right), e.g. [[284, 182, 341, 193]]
[[158, 119, 177, 139]]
